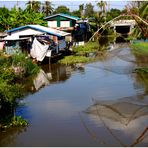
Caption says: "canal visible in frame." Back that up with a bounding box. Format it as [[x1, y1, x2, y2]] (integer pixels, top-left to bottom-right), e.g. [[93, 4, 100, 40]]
[[0, 38, 148, 146]]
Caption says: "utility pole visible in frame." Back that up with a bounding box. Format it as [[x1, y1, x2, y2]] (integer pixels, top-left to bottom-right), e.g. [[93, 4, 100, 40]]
[[108, 1, 110, 12], [16, 0, 19, 10]]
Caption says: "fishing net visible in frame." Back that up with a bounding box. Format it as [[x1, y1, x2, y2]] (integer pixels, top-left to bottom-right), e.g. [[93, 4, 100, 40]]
[[87, 46, 138, 75]]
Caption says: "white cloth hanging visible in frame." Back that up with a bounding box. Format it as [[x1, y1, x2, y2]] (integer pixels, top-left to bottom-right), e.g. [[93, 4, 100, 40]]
[[30, 38, 50, 61]]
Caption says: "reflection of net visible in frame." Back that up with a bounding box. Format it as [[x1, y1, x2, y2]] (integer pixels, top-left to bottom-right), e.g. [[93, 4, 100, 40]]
[[109, 47, 136, 63], [87, 65, 135, 75], [84, 97, 148, 146], [86, 101, 148, 125], [117, 54, 136, 63], [87, 47, 137, 75], [87, 95, 148, 125]]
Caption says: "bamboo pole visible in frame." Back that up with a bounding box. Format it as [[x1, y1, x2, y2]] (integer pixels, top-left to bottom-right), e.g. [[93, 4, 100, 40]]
[[89, 14, 148, 42]]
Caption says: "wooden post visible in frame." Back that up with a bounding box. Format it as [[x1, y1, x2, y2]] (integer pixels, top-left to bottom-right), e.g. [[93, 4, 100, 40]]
[[49, 57, 51, 65]]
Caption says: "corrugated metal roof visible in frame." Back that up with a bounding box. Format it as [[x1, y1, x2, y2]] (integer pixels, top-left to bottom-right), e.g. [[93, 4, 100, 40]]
[[44, 13, 80, 21], [7, 25, 70, 37]]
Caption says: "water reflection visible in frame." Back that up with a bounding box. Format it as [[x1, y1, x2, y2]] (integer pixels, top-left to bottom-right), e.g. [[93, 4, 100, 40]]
[[134, 73, 148, 96], [1, 37, 148, 146], [24, 63, 85, 93], [0, 127, 27, 146], [84, 96, 148, 146]]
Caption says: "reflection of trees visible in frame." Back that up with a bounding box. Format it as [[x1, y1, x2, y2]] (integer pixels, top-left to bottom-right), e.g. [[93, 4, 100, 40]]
[[0, 127, 27, 146], [132, 51, 148, 96], [80, 97, 148, 146], [134, 73, 148, 96], [98, 36, 115, 50], [42, 64, 70, 83], [23, 64, 85, 93], [134, 53, 148, 67]]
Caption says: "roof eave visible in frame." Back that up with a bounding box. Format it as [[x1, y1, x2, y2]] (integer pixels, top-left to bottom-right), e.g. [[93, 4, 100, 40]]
[[44, 13, 80, 21]]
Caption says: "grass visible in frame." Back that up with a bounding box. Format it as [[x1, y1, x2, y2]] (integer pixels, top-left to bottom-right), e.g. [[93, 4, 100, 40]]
[[131, 42, 148, 74], [59, 41, 100, 65], [58, 55, 91, 65], [73, 41, 99, 55], [131, 42, 148, 55]]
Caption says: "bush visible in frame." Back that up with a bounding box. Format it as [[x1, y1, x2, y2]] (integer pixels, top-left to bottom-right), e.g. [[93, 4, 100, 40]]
[[0, 78, 23, 105], [12, 53, 39, 77], [0, 68, 16, 83], [0, 52, 39, 129]]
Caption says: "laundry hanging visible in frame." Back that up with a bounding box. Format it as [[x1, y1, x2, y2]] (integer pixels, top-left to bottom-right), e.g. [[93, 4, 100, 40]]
[[30, 38, 50, 61]]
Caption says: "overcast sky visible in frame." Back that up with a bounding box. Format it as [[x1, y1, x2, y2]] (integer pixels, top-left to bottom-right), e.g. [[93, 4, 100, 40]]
[[0, 0, 128, 11]]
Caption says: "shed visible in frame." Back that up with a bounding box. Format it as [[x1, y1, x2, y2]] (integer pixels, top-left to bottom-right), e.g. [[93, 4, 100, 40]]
[[6, 25, 70, 38], [44, 13, 80, 31], [4, 25, 70, 59]]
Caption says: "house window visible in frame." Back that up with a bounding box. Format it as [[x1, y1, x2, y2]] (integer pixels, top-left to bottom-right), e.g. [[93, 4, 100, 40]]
[[48, 21, 57, 27], [60, 21, 70, 27]]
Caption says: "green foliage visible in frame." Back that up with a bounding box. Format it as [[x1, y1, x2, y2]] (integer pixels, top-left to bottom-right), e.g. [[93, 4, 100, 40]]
[[84, 3, 94, 18], [128, 2, 148, 39], [0, 68, 16, 83], [12, 53, 40, 77], [131, 42, 148, 55], [134, 67, 148, 73], [0, 52, 39, 129], [0, 116, 28, 129], [59, 42, 101, 65], [71, 10, 81, 18], [0, 6, 47, 32], [26, 1, 41, 13], [0, 78, 23, 105], [42, 1, 54, 16], [106, 8, 121, 22], [73, 41, 99, 55], [53, 5, 70, 14], [11, 116, 28, 127], [58, 55, 91, 65]]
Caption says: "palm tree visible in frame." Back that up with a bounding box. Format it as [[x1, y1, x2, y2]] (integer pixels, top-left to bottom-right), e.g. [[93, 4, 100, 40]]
[[97, 0, 107, 13], [97, 0, 107, 22], [127, 1, 148, 38], [26, 0, 41, 13], [42, 1, 54, 17], [139, 2, 148, 20]]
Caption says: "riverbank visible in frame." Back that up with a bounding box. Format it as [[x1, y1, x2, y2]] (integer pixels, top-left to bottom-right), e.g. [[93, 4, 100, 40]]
[[0, 52, 39, 130], [58, 41, 107, 65], [0, 42, 147, 146], [131, 41, 148, 55], [131, 41, 148, 73]]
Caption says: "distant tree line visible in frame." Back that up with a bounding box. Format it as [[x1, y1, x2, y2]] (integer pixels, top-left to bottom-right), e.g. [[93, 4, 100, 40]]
[[0, 0, 147, 38], [0, 0, 121, 32]]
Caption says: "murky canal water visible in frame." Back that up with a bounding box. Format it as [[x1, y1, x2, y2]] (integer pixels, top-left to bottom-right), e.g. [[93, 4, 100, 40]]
[[0, 41, 148, 146]]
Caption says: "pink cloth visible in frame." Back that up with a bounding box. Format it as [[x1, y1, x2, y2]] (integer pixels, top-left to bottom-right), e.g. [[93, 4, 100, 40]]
[[0, 42, 4, 50]]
